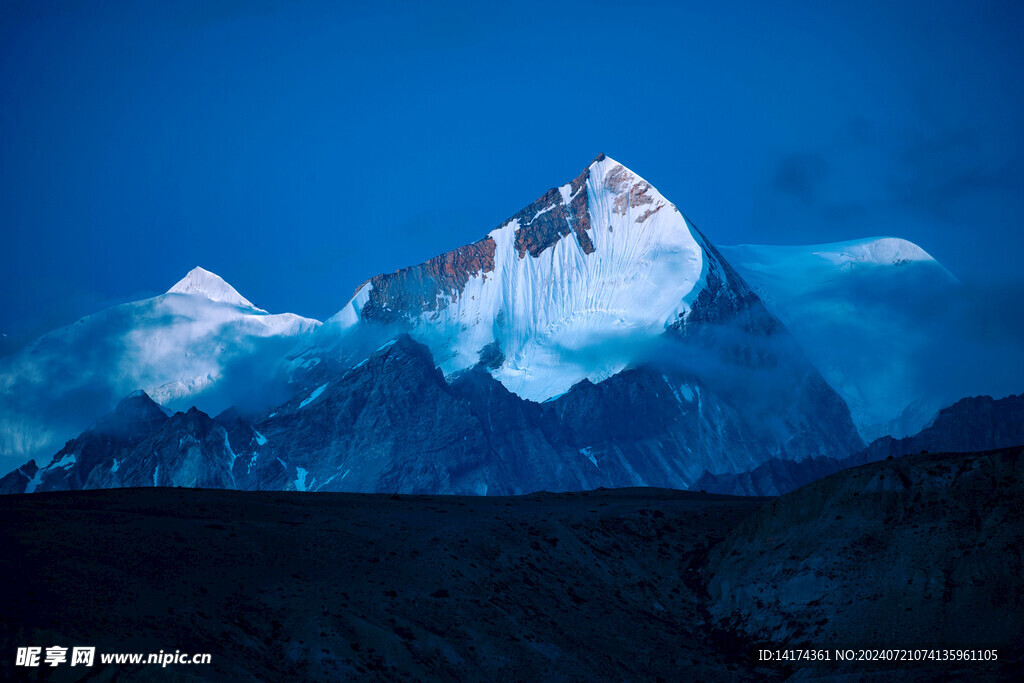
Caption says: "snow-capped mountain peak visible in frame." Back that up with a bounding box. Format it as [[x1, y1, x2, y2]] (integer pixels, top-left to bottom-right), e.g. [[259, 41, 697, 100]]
[[0, 267, 321, 472], [316, 155, 730, 401], [723, 237, 956, 283], [167, 267, 264, 311]]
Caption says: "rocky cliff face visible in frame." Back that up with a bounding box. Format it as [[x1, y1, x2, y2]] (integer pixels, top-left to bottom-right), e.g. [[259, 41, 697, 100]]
[[0, 389, 301, 494], [6, 391, 171, 493]]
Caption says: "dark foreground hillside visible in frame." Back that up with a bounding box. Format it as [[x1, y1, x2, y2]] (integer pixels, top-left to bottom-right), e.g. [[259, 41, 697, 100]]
[[1, 447, 1023, 681]]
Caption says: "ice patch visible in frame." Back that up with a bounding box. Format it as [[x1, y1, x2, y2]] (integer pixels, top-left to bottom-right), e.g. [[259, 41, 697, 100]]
[[528, 201, 559, 225], [111, 458, 121, 473], [351, 337, 400, 370], [153, 465, 160, 487], [295, 467, 309, 492], [253, 428, 267, 446], [299, 383, 329, 409], [663, 375, 682, 405], [328, 281, 375, 330], [663, 375, 695, 405], [580, 447, 598, 469], [224, 433, 238, 466], [48, 453, 77, 470], [24, 468, 43, 494], [557, 181, 582, 206], [317, 468, 347, 490]]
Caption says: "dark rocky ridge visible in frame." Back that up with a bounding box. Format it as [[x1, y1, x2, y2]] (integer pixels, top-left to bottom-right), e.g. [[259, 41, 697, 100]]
[[0, 459, 36, 495], [858, 393, 1024, 460], [0, 391, 171, 494], [695, 392, 1024, 496], [1, 330, 864, 495]]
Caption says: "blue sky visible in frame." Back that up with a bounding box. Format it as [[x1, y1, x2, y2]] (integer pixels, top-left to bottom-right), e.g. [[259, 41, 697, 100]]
[[2, 0, 1022, 351]]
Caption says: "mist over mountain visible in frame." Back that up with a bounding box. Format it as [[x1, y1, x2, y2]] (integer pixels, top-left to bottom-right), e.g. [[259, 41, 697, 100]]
[[0, 269, 319, 473], [723, 240, 1024, 440]]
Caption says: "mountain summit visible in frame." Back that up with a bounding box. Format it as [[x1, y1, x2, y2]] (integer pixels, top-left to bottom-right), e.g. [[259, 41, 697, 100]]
[[167, 266, 263, 311], [318, 155, 751, 401]]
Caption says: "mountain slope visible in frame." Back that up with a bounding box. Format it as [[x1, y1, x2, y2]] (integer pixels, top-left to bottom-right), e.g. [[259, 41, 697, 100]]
[[2, 451, 1019, 680], [0, 269, 319, 473], [694, 392, 1024, 496], [707, 445, 1024, 655]]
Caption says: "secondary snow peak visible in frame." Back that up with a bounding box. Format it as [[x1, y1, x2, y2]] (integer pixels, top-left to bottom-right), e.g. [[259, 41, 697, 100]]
[[810, 237, 956, 279], [167, 267, 263, 311]]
